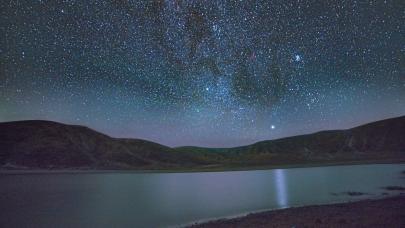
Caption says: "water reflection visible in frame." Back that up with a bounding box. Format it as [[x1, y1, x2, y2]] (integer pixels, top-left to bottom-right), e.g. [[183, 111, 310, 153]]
[[1, 164, 404, 228], [274, 169, 288, 207]]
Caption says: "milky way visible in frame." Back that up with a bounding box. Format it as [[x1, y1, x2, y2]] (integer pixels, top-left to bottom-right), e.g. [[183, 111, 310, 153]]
[[1, 0, 404, 147]]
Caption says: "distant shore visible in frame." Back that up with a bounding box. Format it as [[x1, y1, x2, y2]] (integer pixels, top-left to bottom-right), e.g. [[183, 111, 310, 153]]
[[187, 195, 405, 228], [1, 159, 405, 175]]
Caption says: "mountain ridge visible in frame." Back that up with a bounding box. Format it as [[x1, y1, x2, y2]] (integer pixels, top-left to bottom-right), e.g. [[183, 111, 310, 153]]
[[1, 116, 404, 170]]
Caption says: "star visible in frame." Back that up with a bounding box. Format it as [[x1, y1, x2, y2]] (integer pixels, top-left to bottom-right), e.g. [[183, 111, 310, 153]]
[[1, 0, 402, 147]]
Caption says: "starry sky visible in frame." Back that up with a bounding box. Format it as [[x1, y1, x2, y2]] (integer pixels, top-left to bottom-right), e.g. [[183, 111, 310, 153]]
[[1, 0, 404, 147]]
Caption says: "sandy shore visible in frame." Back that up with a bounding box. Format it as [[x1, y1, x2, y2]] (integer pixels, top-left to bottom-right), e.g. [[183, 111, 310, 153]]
[[188, 195, 405, 228]]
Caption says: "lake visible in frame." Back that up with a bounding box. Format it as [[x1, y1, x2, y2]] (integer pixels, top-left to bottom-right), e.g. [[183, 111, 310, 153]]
[[1, 164, 404, 227]]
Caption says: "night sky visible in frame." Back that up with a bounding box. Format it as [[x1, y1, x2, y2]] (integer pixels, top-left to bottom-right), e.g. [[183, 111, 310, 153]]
[[1, 0, 404, 147]]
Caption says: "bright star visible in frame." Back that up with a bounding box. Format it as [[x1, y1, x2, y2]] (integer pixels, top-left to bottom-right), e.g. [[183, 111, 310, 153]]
[[271, 125, 276, 129], [295, 54, 301, 61]]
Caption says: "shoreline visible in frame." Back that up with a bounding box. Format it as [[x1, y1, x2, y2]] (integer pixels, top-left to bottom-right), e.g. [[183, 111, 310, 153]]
[[1, 159, 405, 175], [186, 195, 405, 227]]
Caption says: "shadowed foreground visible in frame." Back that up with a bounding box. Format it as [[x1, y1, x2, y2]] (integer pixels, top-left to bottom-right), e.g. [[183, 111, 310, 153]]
[[189, 196, 405, 228]]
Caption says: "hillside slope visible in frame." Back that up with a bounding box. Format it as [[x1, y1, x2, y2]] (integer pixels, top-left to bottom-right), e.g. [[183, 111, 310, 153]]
[[0, 120, 203, 169], [1, 116, 404, 170], [175, 116, 405, 166]]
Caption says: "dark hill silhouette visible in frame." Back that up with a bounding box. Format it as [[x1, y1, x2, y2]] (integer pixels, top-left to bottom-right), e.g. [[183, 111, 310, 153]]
[[1, 116, 404, 170], [177, 115, 405, 166], [0, 120, 203, 169]]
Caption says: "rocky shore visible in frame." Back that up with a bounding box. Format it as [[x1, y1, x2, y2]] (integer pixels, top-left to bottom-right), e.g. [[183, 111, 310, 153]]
[[189, 195, 405, 228]]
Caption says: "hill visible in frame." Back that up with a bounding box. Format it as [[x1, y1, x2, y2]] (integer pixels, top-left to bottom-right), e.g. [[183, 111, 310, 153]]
[[1, 116, 404, 170], [177, 116, 405, 166], [0, 120, 203, 169]]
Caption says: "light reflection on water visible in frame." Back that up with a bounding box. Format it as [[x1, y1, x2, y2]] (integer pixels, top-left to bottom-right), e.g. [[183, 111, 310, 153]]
[[275, 169, 288, 207], [0, 164, 404, 228]]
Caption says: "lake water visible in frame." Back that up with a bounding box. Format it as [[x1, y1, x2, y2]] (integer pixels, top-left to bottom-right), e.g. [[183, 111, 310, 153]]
[[1, 164, 404, 227]]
